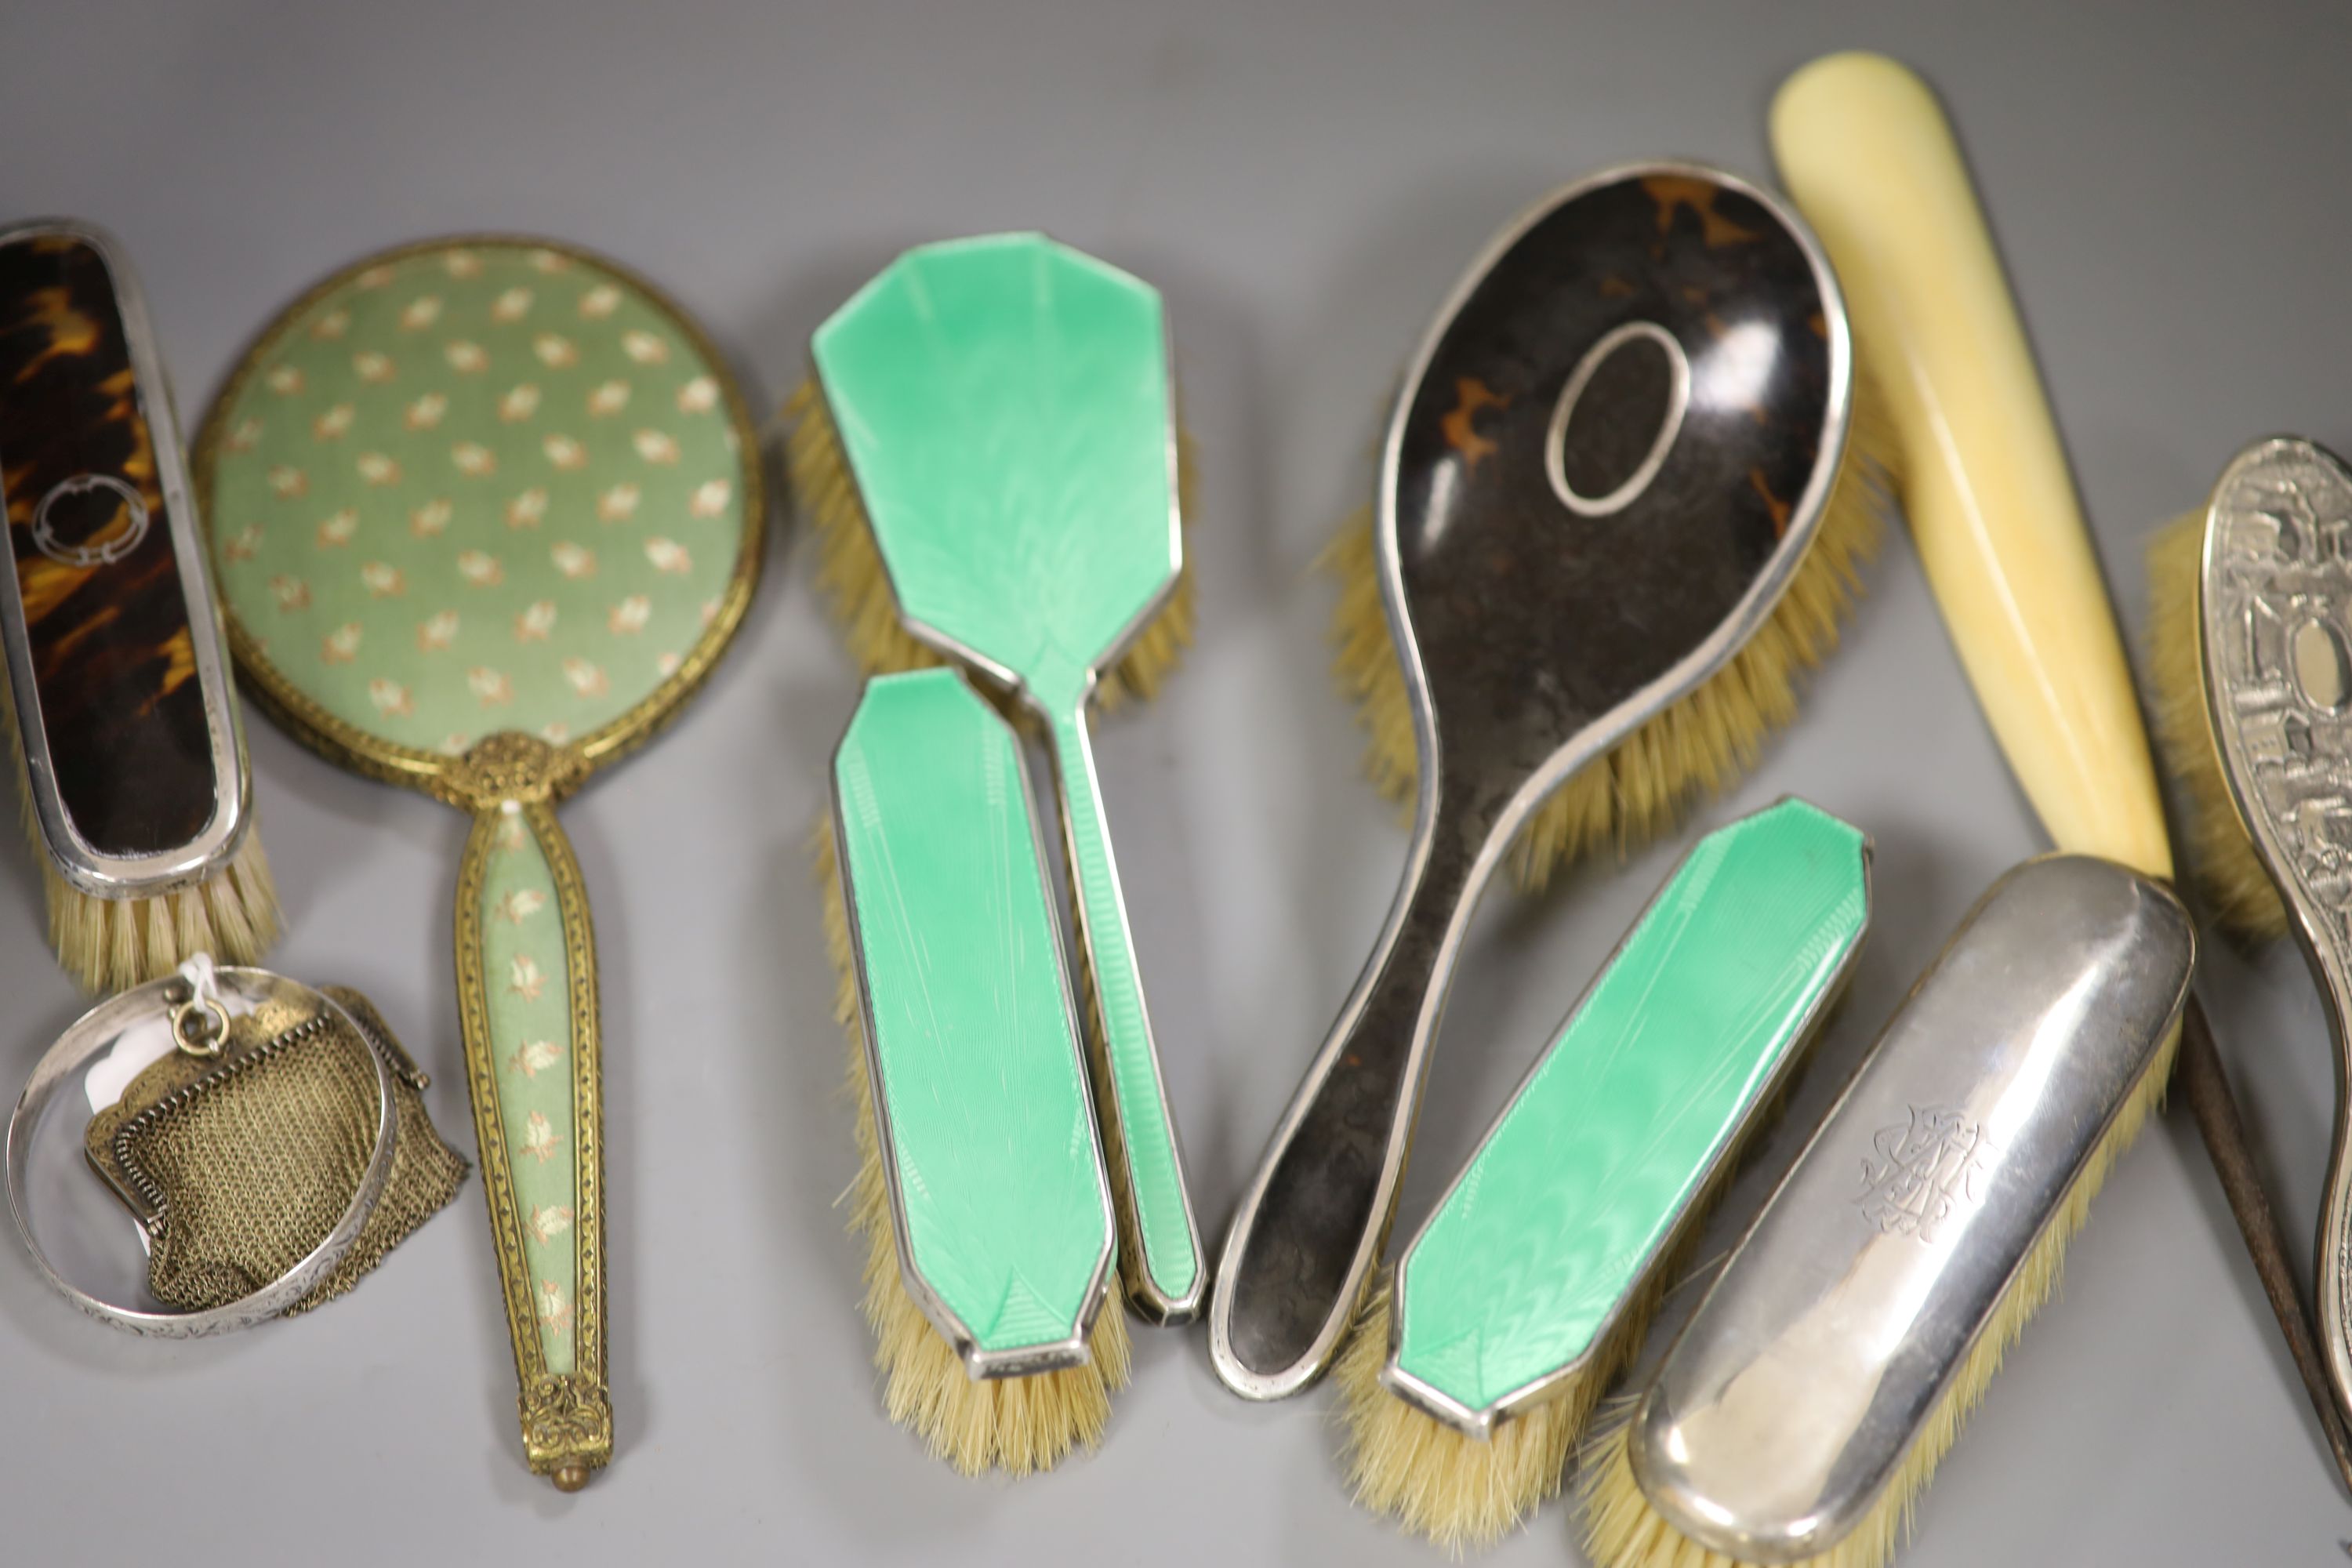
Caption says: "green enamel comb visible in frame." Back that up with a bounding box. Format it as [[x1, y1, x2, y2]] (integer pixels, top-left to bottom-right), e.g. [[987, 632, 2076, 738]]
[[796, 233, 1201, 1321], [824, 666, 1125, 1472], [194, 237, 763, 1489], [1338, 797, 1871, 1548]]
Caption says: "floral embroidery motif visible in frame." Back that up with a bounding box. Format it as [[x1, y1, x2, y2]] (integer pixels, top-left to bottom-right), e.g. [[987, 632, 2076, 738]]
[[608, 595, 650, 634], [619, 329, 667, 365], [268, 465, 308, 499], [267, 575, 309, 611], [510, 1039, 562, 1078], [536, 1279, 572, 1336], [676, 376, 717, 413], [497, 889, 548, 924], [552, 542, 596, 580], [469, 666, 514, 706], [399, 295, 442, 332], [691, 478, 731, 517], [521, 1111, 558, 1163], [410, 498, 452, 537], [509, 953, 546, 1001], [313, 403, 354, 441], [515, 600, 557, 641], [458, 549, 503, 586], [578, 284, 620, 319], [445, 339, 488, 373], [418, 610, 459, 650], [528, 1206, 575, 1245], [645, 537, 690, 574], [360, 560, 405, 597], [356, 452, 401, 487], [405, 393, 447, 431], [352, 350, 394, 383], [633, 429, 678, 465], [315, 508, 358, 547], [562, 659, 609, 699], [368, 677, 413, 717], [534, 332, 578, 368], [223, 524, 263, 561], [264, 364, 304, 396], [322, 622, 362, 662], [506, 488, 548, 529], [543, 434, 586, 470], [499, 383, 541, 422], [597, 482, 639, 522], [451, 441, 496, 477], [492, 286, 534, 323]]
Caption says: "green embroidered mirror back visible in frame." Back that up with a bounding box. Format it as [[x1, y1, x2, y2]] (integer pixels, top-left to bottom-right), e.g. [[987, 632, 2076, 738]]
[[810, 231, 1177, 710], [833, 669, 1114, 1359], [1392, 798, 1870, 1421], [202, 239, 750, 755]]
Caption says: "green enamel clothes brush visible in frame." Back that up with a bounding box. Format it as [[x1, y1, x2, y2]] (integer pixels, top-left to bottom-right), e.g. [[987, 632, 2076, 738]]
[[819, 666, 1129, 1473], [0, 220, 279, 993], [1212, 164, 1887, 1401], [194, 236, 764, 1489], [1337, 797, 1871, 1548], [787, 234, 1202, 1323]]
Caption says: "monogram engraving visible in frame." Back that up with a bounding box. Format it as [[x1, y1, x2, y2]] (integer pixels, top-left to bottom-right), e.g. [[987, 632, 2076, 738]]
[[1857, 1105, 1992, 1243]]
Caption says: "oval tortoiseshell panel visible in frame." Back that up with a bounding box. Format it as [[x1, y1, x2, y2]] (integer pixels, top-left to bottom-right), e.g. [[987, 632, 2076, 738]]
[[1392, 169, 1839, 807]]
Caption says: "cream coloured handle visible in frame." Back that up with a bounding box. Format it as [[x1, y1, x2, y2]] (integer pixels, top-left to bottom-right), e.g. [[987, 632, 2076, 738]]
[[1770, 51, 2169, 878]]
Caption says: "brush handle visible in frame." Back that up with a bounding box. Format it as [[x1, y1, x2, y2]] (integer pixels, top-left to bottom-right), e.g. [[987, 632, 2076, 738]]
[[2194, 436, 2352, 1482], [1771, 52, 2169, 877], [2178, 996, 2352, 1497], [1209, 770, 1503, 1399], [1775, 51, 2347, 1489], [1046, 705, 1203, 1323], [454, 794, 609, 1490]]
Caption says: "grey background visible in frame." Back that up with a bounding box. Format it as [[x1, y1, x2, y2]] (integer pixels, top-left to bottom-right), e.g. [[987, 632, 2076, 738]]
[[0, 1, 2346, 1562]]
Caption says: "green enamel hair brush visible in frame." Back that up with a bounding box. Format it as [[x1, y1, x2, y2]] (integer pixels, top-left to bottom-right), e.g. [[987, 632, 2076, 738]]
[[787, 233, 1203, 1327]]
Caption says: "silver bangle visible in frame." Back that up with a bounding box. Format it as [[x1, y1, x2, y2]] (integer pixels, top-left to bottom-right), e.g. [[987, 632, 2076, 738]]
[[6, 967, 397, 1337]]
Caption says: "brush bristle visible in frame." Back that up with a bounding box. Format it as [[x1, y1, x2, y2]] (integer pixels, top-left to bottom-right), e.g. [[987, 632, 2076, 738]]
[[814, 824, 1130, 1476], [3, 673, 281, 993], [784, 379, 1196, 715], [1328, 376, 1894, 893], [1334, 1013, 1829, 1552], [2144, 513, 2288, 945], [1336, 1284, 1588, 1551], [1576, 1022, 2180, 1568]]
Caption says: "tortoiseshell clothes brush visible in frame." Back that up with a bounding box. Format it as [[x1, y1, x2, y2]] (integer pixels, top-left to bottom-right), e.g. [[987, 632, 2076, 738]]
[[0, 220, 278, 993]]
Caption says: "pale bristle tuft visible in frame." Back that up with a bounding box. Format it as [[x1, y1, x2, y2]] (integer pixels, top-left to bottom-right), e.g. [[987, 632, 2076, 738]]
[[1576, 1022, 2179, 1568], [783, 379, 1196, 709], [2144, 512, 2288, 944], [4, 673, 279, 993], [1335, 1284, 1584, 1551], [813, 823, 1129, 1475], [1332, 1024, 1823, 1551], [1325, 376, 1893, 892]]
